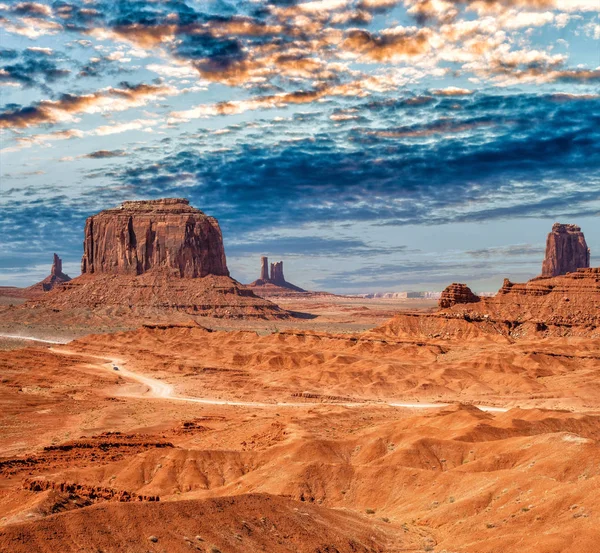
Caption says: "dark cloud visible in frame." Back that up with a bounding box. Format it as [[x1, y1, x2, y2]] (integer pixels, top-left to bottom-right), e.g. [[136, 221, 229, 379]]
[[0, 48, 19, 60], [0, 48, 71, 91], [84, 149, 128, 159], [107, 92, 600, 236], [3, 2, 52, 18]]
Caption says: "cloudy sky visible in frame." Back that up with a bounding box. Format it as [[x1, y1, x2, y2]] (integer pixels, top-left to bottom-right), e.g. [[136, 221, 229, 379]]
[[1, 0, 598, 293]]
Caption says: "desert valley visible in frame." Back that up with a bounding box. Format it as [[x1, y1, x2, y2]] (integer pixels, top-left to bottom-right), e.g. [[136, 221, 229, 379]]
[[0, 200, 598, 553]]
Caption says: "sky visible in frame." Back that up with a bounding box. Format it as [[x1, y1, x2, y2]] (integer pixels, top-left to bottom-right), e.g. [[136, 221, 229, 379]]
[[0, 0, 599, 294]]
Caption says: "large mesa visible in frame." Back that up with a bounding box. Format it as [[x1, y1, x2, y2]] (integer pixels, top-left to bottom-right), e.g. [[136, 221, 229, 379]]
[[541, 223, 590, 277], [81, 198, 229, 278]]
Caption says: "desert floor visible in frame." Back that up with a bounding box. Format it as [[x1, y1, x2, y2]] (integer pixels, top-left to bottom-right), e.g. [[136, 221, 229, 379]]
[[1, 295, 599, 553]]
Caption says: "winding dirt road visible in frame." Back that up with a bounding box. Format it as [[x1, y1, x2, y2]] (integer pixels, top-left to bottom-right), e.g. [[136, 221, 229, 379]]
[[2, 334, 507, 412]]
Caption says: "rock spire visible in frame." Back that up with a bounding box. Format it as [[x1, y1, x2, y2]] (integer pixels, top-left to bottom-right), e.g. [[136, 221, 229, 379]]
[[541, 223, 590, 277]]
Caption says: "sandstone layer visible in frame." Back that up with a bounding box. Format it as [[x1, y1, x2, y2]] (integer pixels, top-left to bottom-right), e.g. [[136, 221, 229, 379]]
[[541, 223, 590, 277]]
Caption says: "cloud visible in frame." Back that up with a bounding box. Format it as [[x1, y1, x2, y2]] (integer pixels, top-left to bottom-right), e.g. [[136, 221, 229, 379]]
[[343, 27, 433, 62], [84, 149, 127, 159], [111, 92, 600, 235], [431, 87, 473, 96], [465, 244, 545, 258], [0, 2, 53, 18], [0, 48, 70, 91], [0, 82, 179, 129]]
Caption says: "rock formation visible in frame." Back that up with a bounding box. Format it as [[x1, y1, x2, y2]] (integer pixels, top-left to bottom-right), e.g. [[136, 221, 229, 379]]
[[21, 199, 288, 321], [260, 256, 269, 281], [26, 253, 72, 294], [439, 283, 480, 309], [374, 268, 600, 341], [248, 257, 306, 295], [541, 223, 590, 277], [81, 198, 229, 278], [270, 261, 285, 286]]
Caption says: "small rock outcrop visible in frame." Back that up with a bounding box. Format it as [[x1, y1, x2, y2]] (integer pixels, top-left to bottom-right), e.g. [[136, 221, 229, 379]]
[[541, 223, 590, 277], [81, 198, 229, 278], [439, 283, 480, 309]]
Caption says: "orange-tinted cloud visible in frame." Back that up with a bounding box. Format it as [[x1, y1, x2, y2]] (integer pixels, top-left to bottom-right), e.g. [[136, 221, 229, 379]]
[[343, 27, 433, 61], [0, 83, 177, 129]]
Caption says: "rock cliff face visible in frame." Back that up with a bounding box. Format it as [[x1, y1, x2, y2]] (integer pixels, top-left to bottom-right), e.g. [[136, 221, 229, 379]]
[[541, 223, 590, 277], [439, 283, 480, 309], [81, 199, 229, 278]]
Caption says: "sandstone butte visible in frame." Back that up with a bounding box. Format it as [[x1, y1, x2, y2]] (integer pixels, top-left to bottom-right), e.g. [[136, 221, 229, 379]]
[[541, 223, 590, 277], [27, 199, 287, 320], [247, 256, 309, 297], [81, 198, 228, 278], [28, 253, 72, 294]]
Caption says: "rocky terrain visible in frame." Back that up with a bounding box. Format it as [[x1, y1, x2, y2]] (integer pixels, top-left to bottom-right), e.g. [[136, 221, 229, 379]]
[[1, 318, 599, 553], [1, 220, 599, 553]]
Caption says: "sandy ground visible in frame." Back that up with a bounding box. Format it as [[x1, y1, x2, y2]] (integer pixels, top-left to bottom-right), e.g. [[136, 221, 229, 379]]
[[1, 296, 599, 553]]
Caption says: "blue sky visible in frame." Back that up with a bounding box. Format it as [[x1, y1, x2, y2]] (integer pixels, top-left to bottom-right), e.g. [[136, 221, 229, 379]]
[[1, 0, 599, 293]]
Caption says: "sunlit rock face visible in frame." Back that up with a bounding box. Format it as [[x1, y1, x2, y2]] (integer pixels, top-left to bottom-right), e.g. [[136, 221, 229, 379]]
[[81, 198, 229, 278], [541, 223, 590, 278]]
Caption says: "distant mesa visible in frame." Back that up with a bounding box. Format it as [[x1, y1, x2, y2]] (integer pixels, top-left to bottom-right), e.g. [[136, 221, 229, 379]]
[[16, 199, 288, 321], [541, 223, 590, 277], [249, 256, 306, 293]]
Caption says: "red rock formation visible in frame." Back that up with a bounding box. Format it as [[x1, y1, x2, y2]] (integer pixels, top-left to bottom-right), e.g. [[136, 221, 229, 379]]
[[541, 223, 590, 277], [81, 198, 229, 278], [270, 261, 285, 286], [260, 256, 269, 281], [439, 283, 480, 309], [27, 253, 72, 294], [18, 199, 289, 321], [248, 257, 307, 295]]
